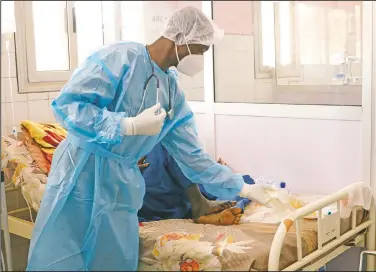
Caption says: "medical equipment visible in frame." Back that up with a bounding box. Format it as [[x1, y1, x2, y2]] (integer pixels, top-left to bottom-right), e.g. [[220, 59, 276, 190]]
[[162, 6, 224, 46], [138, 46, 174, 119], [175, 43, 205, 77], [4, 35, 18, 139], [1, 171, 13, 271]]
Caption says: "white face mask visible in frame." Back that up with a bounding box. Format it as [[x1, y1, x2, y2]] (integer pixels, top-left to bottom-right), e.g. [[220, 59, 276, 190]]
[[175, 44, 204, 77]]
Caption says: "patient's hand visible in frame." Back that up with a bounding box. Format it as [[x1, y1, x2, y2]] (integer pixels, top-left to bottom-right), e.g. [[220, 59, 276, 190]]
[[138, 156, 149, 170]]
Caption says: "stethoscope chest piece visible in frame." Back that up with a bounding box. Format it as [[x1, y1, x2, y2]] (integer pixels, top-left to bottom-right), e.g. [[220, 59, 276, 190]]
[[167, 109, 174, 120]]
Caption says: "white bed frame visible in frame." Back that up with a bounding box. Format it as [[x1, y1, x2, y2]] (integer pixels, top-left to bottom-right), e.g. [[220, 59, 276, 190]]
[[268, 182, 375, 271], [2, 182, 375, 271]]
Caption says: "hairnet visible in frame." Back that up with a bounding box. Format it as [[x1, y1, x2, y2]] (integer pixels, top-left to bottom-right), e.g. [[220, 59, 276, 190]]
[[162, 6, 224, 46]]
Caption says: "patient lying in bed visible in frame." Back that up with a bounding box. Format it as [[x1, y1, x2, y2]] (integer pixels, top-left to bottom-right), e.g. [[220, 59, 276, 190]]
[[138, 143, 254, 225]]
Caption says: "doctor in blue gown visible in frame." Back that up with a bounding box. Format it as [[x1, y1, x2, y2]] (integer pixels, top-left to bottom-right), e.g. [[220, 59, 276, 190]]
[[27, 6, 273, 271]]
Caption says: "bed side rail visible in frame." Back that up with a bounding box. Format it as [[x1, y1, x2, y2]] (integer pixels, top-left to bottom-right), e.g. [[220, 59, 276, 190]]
[[268, 182, 375, 271]]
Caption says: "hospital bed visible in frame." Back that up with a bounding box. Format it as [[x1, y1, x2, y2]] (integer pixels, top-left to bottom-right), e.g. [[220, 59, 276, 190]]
[[1, 129, 375, 271]]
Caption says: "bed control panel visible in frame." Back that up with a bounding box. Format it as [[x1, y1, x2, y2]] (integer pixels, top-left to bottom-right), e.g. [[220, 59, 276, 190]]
[[320, 211, 340, 245]]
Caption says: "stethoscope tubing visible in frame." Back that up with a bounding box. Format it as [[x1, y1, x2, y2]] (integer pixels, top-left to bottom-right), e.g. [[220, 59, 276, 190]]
[[139, 46, 173, 119]]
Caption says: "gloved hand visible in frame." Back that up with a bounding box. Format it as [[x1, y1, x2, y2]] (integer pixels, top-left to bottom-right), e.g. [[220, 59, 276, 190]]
[[238, 183, 275, 206], [121, 103, 166, 136]]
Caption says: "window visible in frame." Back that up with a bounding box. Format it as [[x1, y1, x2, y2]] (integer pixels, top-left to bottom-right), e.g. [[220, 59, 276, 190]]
[[23, 1, 74, 83], [213, 1, 362, 106], [15, 0, 204, 101], [75, 1, 105, 65], [253, 1, 301, 80], [15, 1, 115, 93], [293, 1, 362, 86]]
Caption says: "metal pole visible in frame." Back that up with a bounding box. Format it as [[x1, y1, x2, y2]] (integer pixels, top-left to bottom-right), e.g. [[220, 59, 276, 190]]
[[1, 171, 13, 271], [359, 251, 376, 271]]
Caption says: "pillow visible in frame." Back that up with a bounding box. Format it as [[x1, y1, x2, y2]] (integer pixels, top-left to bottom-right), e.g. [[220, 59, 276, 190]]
[[2, 135, 47, 212]]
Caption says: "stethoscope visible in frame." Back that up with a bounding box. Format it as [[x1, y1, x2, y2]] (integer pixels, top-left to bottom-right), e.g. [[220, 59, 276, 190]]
[[137, 46, 174, 119]]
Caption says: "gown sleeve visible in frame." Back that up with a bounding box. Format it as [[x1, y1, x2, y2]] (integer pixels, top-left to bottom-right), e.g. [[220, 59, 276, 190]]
[[161, 90, 245, 200], [51, 49, 130, 145]]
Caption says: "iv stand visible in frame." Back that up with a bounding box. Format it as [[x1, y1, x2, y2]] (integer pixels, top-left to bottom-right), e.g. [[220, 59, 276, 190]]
[[1, 171, 13, 271]]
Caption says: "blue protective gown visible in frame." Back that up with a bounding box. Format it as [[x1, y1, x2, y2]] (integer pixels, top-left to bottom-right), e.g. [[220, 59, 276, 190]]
[[26, 42, 245, 271]]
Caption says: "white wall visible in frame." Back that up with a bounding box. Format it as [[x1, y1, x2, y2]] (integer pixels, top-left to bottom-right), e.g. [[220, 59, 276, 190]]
[[185, 111, 362, 197], [215, 115, 362, 193], [1, 34, 57, 136]]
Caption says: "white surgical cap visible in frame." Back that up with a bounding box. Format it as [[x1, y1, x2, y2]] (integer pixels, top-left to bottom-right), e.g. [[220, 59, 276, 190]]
[[162, 6, 224, 46]]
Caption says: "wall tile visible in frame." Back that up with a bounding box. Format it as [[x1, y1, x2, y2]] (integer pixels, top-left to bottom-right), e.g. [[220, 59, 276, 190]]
[[1, 82, 5, 103], [28, 100, 50, 123], [47, 99, 56, 122], [27, 92, 49, 101], [1, 78, 27, 102], [1, 103, 8, 135], [1, 33, 15, 53], [48, 92, 60, 100], [4, 101, 29, 134], [1, 52, 17, 78], [213, 1, 253, 35], [214, 35, 254, 102]]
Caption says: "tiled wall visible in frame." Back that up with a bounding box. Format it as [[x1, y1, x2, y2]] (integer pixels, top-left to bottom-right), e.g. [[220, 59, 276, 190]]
[[214, 35, 274, 103], [1, 34, 58, 136], [213, 1, 253, 35]]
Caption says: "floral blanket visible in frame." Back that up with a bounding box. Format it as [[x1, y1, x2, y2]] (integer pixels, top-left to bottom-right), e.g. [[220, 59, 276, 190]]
[[20, 120, 67, 174], [138, 214, 316, 270], [138, 200, 367, 271]]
